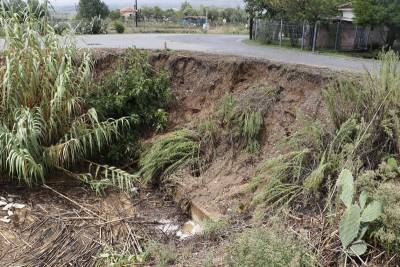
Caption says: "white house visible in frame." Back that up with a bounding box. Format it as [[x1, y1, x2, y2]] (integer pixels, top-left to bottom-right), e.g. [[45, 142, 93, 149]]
[[120, 7, 136, 20], [338, 3, 354, 22]]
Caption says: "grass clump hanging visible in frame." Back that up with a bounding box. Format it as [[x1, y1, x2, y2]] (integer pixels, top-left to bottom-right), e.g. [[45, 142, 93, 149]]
[[139, 129, 201, 184], [0, 4, 137, 191]]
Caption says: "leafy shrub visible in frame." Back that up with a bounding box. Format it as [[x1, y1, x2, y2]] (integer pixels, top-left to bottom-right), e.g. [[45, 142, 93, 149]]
[[113, 20, 125, 33], [0, 9, 134, 189], [90, 49, 172, 122], [53, 21, 70, 35], [358, 158, 400, 253], [226, 226, 318, 267], [139, 129, 201, 184], [75, 16, 108, 34], [89, 48, 173, 165]]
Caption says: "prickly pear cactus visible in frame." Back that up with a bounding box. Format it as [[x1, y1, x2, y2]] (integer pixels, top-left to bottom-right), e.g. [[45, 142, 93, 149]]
[[337, 169, 382, 256], [339, 204, 361, 248]]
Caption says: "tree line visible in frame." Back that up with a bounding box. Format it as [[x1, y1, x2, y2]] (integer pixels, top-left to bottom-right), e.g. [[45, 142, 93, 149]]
[[138, 2, 247, 25], [76, 0, 247, 25], [245, 0, 400, 49]]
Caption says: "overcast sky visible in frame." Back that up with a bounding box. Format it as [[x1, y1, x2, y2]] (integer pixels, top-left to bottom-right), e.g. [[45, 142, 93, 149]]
[[50, 0, 244, 9]]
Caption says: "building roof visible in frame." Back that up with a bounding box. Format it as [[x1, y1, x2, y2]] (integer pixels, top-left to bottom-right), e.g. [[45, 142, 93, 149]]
[[183, 16, 207, 20], [120, 7, 136, 13], [338, 3, 352, 9]]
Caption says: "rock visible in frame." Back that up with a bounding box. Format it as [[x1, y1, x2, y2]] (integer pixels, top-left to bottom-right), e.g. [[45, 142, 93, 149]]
[[13, 203, 26, 209], [2, 203, 13, 211], [7, 210, 13, 216], [7, 198, 13, 202], [0, 201, 7, 207], [157, 219, 180, 234], [0, 216, 11, 223]]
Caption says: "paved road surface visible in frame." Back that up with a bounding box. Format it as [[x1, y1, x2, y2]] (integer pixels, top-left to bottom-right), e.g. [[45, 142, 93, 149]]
[[76, 33, 377, 72], [0, 34, 376, 72]]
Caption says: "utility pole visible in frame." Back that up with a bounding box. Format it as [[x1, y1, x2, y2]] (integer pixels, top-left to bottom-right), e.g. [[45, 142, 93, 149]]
[[135, 0, 138, 27]]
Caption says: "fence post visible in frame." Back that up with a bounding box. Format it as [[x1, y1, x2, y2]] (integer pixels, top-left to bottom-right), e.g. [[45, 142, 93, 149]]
[[279, 19, 283, 46], [312, 21, 318, 52], [334, 20, 341, 51], [301, 22, 305, 50], [354, 25, 358, 49], [254, 19, 258, 40]]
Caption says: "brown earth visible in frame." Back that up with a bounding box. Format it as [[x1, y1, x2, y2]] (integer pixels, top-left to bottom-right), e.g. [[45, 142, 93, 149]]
[[147, 51, 337, 220], [0, 50, 343, 267]]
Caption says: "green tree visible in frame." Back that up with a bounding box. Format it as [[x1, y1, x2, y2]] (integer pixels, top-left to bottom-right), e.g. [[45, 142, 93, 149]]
[[353, 0, 400, 49], [164, 8, 177, 22], [141, 6, 154, 20], [179, 1, 197, 17], [263, 0, 342, 22], [109, 10, 121, 20], [153, 6, 163, 21], [244, 0, 269, 39], [77, 0, 109, 20]]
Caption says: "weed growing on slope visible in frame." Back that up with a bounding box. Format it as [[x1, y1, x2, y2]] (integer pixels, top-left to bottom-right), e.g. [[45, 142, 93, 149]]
[[146, 241, 177, 267], [218, 84, 280, 153], [226, 224, 319, 267], [249, 52, 400, 261], [139, 129, 201, 184]]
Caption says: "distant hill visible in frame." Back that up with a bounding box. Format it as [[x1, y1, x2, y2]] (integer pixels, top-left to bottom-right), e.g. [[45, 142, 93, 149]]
[[52, 0, 244, 13]]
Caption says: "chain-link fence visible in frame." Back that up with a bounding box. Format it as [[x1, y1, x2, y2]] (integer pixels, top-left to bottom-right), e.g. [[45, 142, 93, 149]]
[[253, 19, 388, 52]]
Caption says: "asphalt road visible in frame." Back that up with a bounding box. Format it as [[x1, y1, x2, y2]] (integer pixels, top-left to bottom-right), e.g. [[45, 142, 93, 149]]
[[76, 33, 378, 72]]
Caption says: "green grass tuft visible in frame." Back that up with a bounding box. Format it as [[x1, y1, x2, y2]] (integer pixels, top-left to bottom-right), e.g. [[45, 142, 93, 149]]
[[139, 129, 201, 184]]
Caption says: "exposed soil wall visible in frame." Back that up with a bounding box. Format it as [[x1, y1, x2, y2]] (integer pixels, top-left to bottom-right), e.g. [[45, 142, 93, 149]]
[[145, 51, 337, 218]]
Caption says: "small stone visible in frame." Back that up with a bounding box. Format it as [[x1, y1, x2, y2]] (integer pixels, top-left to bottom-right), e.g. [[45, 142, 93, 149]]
[[7, 210, 13, 216], [7, 198, 13, 202], [2, 203, 13, 211], [13, 203, 26, 209], [0, 216, 11, 223], [0, 197, 6, 201], [131, 187, 139, 195], [0, 201, 7, 207]]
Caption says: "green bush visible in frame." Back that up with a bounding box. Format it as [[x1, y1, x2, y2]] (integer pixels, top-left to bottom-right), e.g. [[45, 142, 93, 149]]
[[357, 158, 400, 253], [0, 8, 135, 190], [226, 226, 318, 267], [89, 48, 173, 165], [53, 21, 70, 35], [113, 20, 125, 33], [75, 17, 108, 34]]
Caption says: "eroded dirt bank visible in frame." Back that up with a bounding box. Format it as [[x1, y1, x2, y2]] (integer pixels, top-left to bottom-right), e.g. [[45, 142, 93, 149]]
[[146, 51, 336, 219], [0, 50, 340, 266]]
